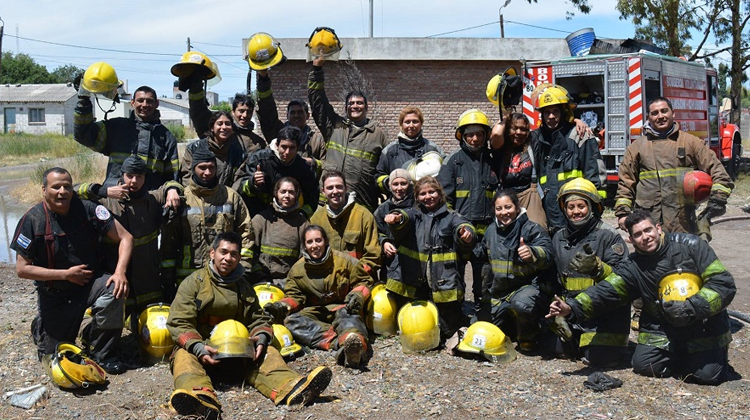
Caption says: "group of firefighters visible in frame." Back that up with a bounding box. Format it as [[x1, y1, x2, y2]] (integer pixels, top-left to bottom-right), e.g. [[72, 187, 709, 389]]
[[10, 28, 738, 419]]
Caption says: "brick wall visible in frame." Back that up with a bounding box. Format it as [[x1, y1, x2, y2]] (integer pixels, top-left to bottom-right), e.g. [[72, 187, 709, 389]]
[[263, 60, 518, 155]]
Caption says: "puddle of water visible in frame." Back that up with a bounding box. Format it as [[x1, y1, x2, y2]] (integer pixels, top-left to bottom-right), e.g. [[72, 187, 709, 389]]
[[0, 196, 29, 264]]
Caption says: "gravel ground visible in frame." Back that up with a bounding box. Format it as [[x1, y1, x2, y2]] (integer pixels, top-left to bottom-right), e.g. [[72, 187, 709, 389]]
[[1, 212, 750, 419]]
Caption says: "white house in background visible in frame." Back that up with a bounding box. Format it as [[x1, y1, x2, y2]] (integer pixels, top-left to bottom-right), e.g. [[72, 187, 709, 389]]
[[0, 84, 77, 135], [158, 98, 190, 126]]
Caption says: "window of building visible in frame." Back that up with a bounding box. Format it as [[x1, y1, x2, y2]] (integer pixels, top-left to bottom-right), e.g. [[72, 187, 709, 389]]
[[29, 108, 45, 124]]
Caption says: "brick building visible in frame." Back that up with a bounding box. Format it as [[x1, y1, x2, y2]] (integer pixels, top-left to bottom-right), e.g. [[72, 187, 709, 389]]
[[244, 37, 570, 154]]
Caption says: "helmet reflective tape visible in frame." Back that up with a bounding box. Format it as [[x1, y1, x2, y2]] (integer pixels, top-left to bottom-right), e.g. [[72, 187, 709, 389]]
[[138, 303, 174, 363], [455, 321, 517, 364], [207, 320, 255, 359], [254, 283, 285, 308], [366, 284, 398, 336], [170, 51, 220, 85], [246, 33, 285, 71], [272, 324, 303, 358], [658, 271, 702, 302]]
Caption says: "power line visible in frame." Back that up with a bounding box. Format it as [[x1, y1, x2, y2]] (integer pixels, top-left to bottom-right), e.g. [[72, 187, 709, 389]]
[[426, 21, 499, 38], [192, 41, 239, 49], [5, 34, 181, 56], [504, 20, 571, 34]]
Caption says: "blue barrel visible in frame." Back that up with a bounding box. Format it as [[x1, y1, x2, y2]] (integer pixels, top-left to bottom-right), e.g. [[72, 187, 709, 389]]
[[566, 28, 595, 56]]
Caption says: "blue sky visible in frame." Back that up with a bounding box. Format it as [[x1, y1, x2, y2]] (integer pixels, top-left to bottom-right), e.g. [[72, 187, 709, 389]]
[[0, 0, 731, 101]]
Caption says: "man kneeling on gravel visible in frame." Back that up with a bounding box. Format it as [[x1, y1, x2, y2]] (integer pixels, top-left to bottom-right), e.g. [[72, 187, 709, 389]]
[[167, 232, 332, 419], [548, 209, 736, 384], [12, 167, 133, 375]]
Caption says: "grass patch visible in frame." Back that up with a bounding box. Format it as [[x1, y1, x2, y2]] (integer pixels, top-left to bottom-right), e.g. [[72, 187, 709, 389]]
[[729, 172, 750, 206], [12, 153, 108, 205], [0, 133, 92, 166]]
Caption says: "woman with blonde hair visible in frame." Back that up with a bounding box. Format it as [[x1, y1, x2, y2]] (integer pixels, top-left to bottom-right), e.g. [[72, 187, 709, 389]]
[[384, 176, 476, 341]]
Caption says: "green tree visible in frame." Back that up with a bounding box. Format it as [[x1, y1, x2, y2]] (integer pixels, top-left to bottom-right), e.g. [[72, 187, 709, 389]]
[[711, 0, 750, 125], [0, 52, 56, 84], [50, 64, 85, 84], [210, 101, 231, 113]]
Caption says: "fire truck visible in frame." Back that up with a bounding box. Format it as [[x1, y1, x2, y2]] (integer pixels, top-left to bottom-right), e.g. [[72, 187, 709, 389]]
[[522, 52, 742, 192]]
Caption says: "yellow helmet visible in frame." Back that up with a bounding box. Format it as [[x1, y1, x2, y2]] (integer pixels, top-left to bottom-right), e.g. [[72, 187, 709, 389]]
[[138, 303, 174, 364], [207, 320, 255, 359], [658, 270, 702, 302], [81, 62, 120, 100], [272, 324, 304, 358], [532, 83, 576, 111], [486, 67, 522, 108], [254, 283, 285, 309], [306, 27, 343, 62], [170, 51, 221, 85], [456, 321, 517, 364], [366, 284, 398, 336], [397, 300, 440, 353], [246, 32, 285, 71], [43, 342, 107, 389], [556, 177, 602, 215], [455, 109, 491, 141]]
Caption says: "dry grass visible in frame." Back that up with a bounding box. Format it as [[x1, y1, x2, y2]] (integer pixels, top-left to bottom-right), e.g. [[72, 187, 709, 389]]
[[10, 154, 108, 205], [0, 133, 91, 167]]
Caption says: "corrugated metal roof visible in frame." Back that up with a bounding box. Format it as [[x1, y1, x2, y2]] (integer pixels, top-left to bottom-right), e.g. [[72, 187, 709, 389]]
[[0, 84, 77, 103]]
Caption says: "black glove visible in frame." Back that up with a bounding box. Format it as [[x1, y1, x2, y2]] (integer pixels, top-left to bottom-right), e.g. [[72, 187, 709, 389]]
[[73, 72, 83, 91], [568, 243, 603, 277], [584, 372, 623, 392], [178, 69, 206, 93], [660, 299, 698, 328], [698, 198, 727, 222], [264, 301, 289, 323], [344, 291, 365, 314]]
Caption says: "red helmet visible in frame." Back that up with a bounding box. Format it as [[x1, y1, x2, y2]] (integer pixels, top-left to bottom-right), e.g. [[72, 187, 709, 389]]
[[683, 170, 712, 204]]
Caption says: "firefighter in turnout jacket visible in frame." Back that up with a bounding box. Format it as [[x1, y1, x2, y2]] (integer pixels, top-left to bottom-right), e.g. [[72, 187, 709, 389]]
[[75, 155, 184, 322], [161, 143, 255, 284], [529, 84, 605, 233], [308, 55, 388, 211], [264, 225, 372, 368], [256, 69, 326, 177], [251, 177, 310, 287], [549, 210, 736, 384], [615, 97, 733, 238], [550, 178, 629, 366], [385, 176, 477, 340], [310, 171, 381, 283], [478, 189, 553, 353], [437, 109, 499, 309], [167, 232, 332, 418]]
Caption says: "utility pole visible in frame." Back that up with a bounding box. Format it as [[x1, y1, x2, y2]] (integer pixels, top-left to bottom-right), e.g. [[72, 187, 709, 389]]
[[187, 37, 191, 51], [369, 0, 374, 37], [500, 12, 505, 38], [0, 17, 4, 83], [499, 0, 511, 39]]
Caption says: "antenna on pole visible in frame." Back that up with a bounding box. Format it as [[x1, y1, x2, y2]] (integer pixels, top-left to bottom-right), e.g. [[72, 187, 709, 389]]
[[499, 0, 511, 38], [369, 0, 374, 38]]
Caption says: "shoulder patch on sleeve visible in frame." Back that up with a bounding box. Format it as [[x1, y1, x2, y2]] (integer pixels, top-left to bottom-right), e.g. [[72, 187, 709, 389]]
[[15, 233, 31, 249], [611, 243, 625, 256], [95, 205, 111, 221]]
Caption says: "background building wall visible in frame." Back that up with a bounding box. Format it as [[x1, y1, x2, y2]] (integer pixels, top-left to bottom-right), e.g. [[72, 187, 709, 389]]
[[262, 59, 517, 154]]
